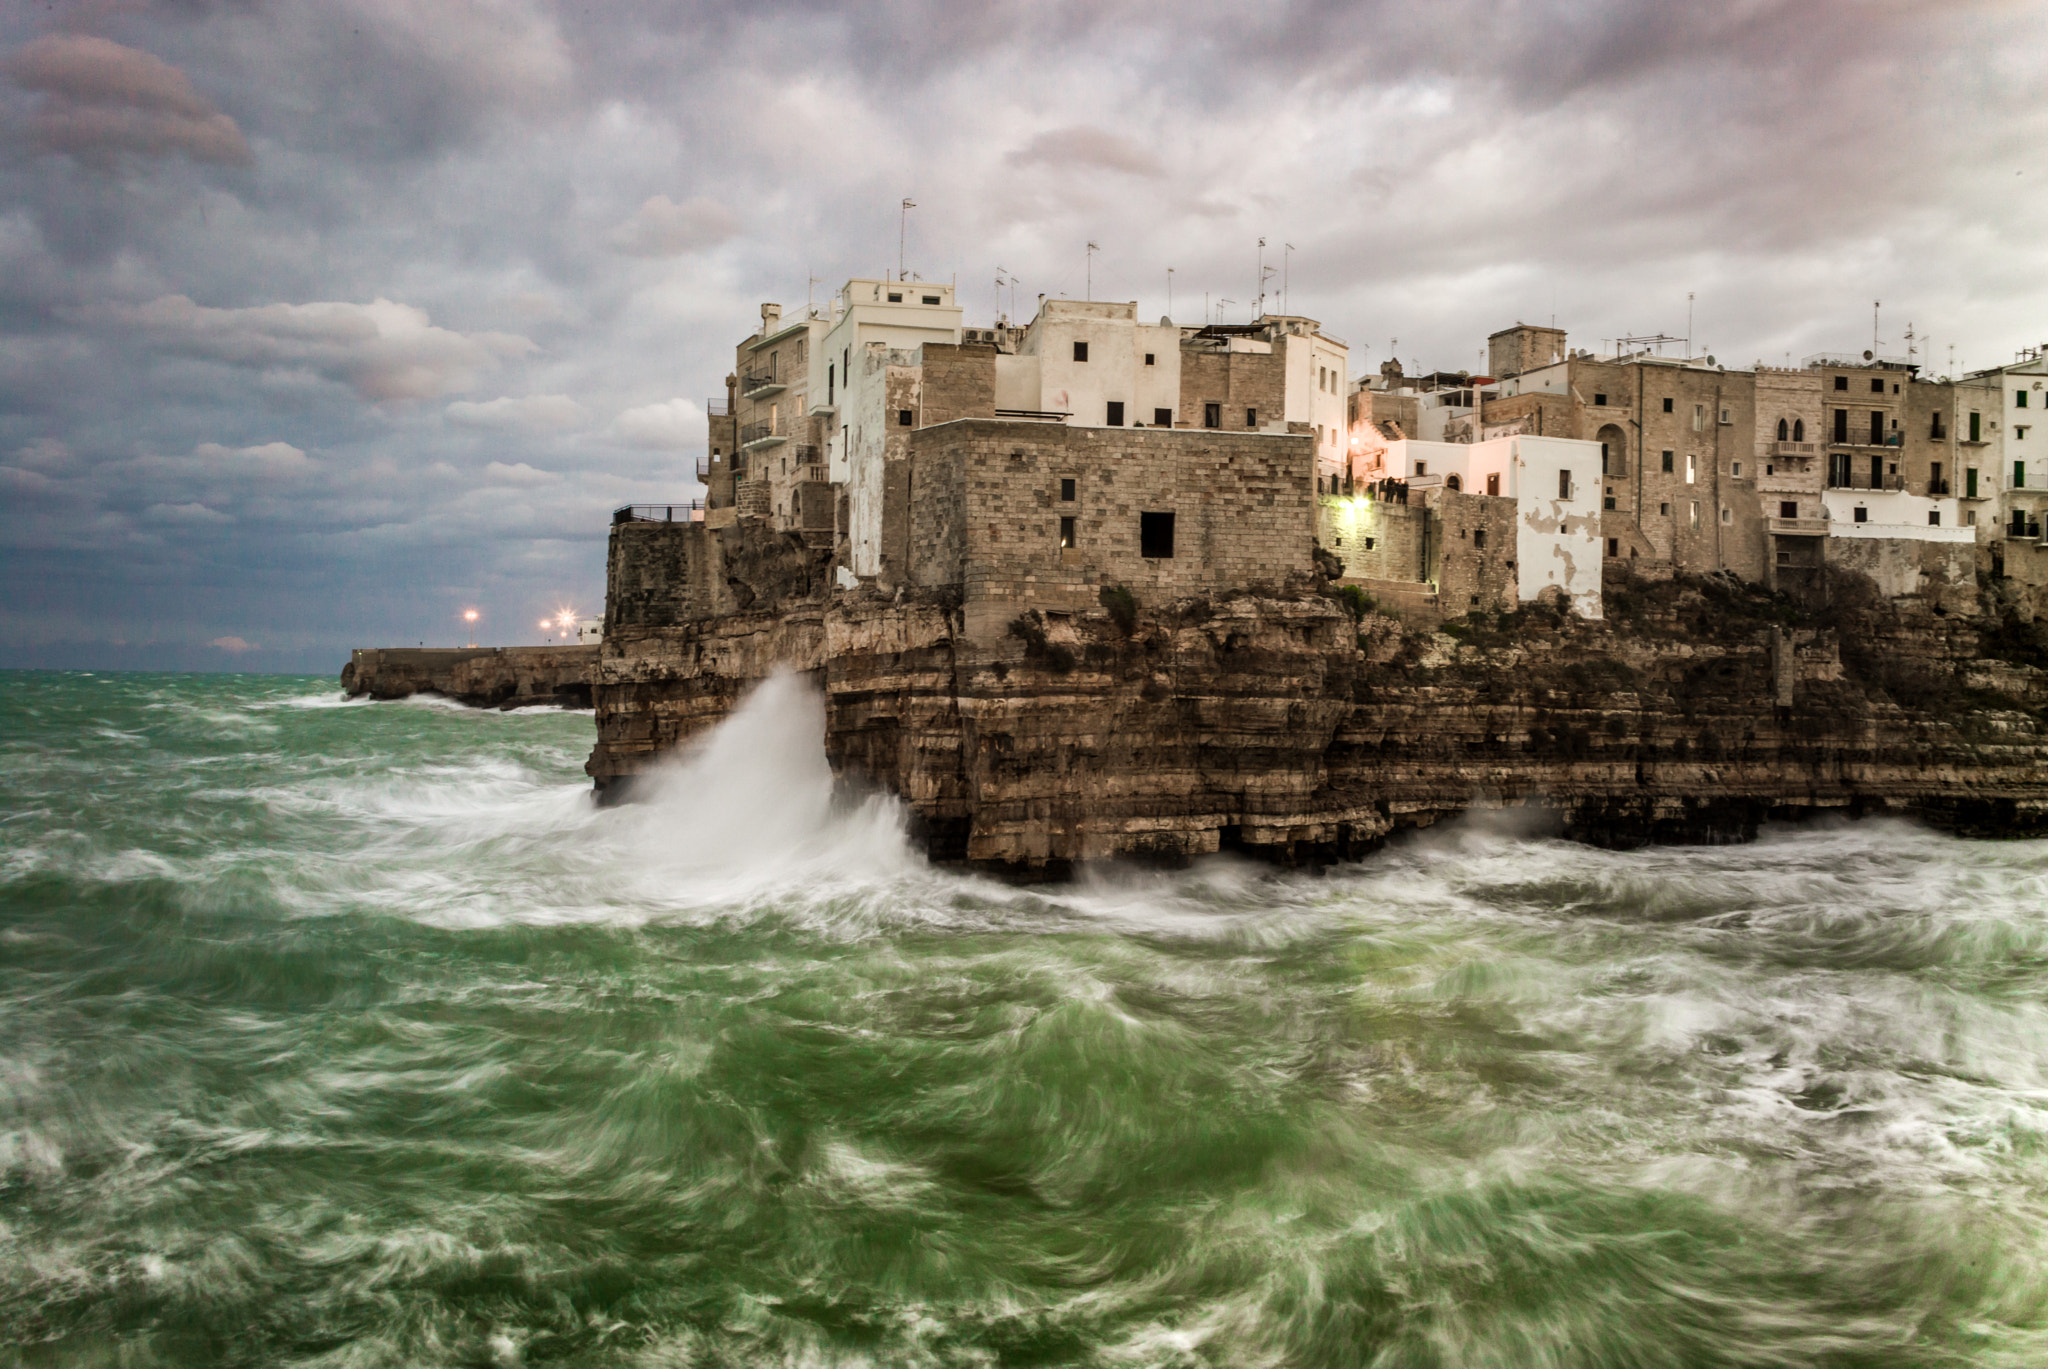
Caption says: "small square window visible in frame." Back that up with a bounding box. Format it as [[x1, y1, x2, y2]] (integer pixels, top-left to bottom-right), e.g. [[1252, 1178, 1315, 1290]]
[[1203, 403, 1220, 429], [1364, 537, 1375, 550], [887, 292, 903, 303], [1779, 501, 1797, 518], [1871, 378, 1884, 393], [1661, 450, 1674, 473], [1834, 376, 1848, 390], [1153, 407, 1173, 427], [1662, 397, 1674, 413], [1732, 461, 1742, 477], [1659, 501, 1670, 516], [1473, 529, 1487, 549], [898, 409, 913, 426], [1720, 506, 1732, 524], [922, 295, 941, 305], [1854, 506, 1868, 523], [1594, 393, 1608, 406], [2020, 391, 2031, 408], [1144, 353, 1155, 366], [1058, 515, 1076, 548], [1928, 510, 1941, 526], [1060, 478, 1076, 501], [1106, 401, 1125, 426], [1073, 341, 1089, 362]]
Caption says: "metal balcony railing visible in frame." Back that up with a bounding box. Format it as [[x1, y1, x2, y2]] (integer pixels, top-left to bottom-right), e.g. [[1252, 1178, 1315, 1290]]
[[740, 421, 783, 447], [1768, 441, 1818, 458], [614, 502, 704, 524], [1825, 472, 1904, 492], [706, 398, 731, 417], [1930, 479, 1950, 495], [740, 367, 782, 396], [2009, 518, 2044, 540], [1768, 516, 1828, 536]]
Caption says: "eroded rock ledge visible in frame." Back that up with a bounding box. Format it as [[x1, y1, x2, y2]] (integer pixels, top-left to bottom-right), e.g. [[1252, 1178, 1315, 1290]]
[[588, 569, 2048, 875]]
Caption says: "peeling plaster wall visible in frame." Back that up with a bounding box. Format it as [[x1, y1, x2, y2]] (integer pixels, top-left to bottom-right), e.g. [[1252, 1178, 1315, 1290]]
[[1503, 435, 1605, 618]]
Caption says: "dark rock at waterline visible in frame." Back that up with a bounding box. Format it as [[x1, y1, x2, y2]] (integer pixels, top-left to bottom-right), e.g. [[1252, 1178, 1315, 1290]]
[[341, 645, 597, 711]]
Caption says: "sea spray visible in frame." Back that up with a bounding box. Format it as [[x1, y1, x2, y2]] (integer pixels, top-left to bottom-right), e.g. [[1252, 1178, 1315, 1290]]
[[3, 669, 2048, 1365]]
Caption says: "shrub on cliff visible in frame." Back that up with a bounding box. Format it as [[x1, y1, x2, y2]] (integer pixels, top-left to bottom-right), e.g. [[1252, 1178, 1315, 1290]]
[[1332, 584, 1377, 622], [1099, 584, 1139, 634]]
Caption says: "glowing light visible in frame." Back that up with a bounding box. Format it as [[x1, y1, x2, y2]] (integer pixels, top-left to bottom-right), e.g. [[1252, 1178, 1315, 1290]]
[[463, 609, 478, 623], [554, 606, 579, 631], [540, 620, 552, 630]]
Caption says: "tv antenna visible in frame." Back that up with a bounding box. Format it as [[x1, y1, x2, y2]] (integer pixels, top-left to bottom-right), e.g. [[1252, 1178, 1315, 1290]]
[[1085, 241, 1098, 301], [1219, 297, 1236, 324], [1282, 242, 1295, 316], [898, 198, 915, 280], [1166, 266, 1174, 321]]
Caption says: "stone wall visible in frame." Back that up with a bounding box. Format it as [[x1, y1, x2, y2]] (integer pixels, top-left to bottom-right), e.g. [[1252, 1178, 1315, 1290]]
[[908, 419, 1314, 641], [1179, 345, 1287, 431], [606, 519, 716, 628], [918, 342, 998, 426], [1318, 495, 1427, 582], [1433, 490, 1520, 614]]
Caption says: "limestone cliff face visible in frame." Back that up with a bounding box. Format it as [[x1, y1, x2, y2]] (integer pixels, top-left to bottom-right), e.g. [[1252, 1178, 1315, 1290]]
[[343, 646, 598, 710], [588, 568, 2048, 873]]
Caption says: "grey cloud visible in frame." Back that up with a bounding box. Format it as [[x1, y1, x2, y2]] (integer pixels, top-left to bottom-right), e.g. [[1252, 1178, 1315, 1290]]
[[99, 295, 536, 401], [608, 195, 740, 257], [3, 34, 251, 165], [609, 398, 705, 450], [446, 394, 587, 431], [1006, 126, 1164, 178]]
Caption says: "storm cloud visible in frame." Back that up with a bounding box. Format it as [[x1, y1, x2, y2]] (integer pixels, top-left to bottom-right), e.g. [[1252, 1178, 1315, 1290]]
[[1, 0, 2044, 674]]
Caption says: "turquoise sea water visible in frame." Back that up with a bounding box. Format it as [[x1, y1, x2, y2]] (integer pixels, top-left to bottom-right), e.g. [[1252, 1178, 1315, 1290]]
[[4, 668, 2048, 1366]]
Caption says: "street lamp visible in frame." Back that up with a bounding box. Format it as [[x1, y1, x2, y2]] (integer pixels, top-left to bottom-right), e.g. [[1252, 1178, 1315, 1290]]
[[463, 609, 478, 648]]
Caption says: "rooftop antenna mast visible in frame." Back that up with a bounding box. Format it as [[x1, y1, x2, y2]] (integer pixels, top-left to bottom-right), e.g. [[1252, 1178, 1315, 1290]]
[[1283, 242, 1295, 316], [1085, 241, 1098, 301], [1686, 292, 1694, 357], [898, 198, 916, 281], [1219, 297, 1235, 324], [1873, 299, 1882, 353], [1166, 266, 1174, 321]]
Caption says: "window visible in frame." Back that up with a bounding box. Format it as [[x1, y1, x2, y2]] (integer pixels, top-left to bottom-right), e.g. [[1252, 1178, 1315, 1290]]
[[1968, 510, 1977, 526], [1870, 410, 1885, 444], [1693, 403, 1704, 431], [1473, 529, 1486, 549], [1364, 537, 1375, 550], [1794, 419, 1804, 441], [1154, 407, 1173, 427], [1447, 474, 1462, 491], [1486, 473, 1499, 496], [1970, 411, 1981, 442], [2021, 390, 2032, 408], [1601, 441, 1611, 474], [1828, 451, 1851, 486], [1968, 467, 1979, 498], [1140, 511, 1175, 558], [2017, 461, 2028, 488], [1928, 510, 1941, 526], [1107, 401, 1125, 426], [1246, 407, 1257, 428], [1144, 353, 1155, 366], [1777, 418, 1788, 440], [1415, 460, 1428, 476], [1059, 516, 1076, 549], [1932, 462, 1944, 491], [1854, 506, 1868, 523], [1060, 478, 1076, 501], [1661, 449, 1674, 473], [1203, 402, 1220, 429], [1660, 501, 1670, 516], [827, 363, 834, 404], [888, 292, 903, 302], [1834, 409, 1849, 443], [1558, 468, 1572, 499], [1604, 492, 1617, 510], [1931, 413, 1946, 439], [1834, 375, 1848, 391], [1607, 537, 1619, 557], [1870, 378, 1884, 394], [1689, 500, 1700, 527], [1720, 407, 1732, 425], [1721, 506, 1732, 524], [1663, 397, 1674, 413], [1780, 501, 1798, 518], [922, 295, 941, 305], [898, 409, 913, 426], [1686, 453, 1696, 484], [1594, 392, 1607, 406], [1733, 462, 1742, 477], [1073, 340, 1089, 362]]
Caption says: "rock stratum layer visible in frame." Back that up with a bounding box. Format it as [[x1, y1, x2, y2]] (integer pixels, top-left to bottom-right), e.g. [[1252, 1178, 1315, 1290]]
[[343, 646, 597, 710], [588, 563, 2048, 874]]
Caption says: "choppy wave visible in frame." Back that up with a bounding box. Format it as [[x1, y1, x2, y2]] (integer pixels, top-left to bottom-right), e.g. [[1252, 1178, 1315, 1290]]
[[3, 666, 2048, 1366]]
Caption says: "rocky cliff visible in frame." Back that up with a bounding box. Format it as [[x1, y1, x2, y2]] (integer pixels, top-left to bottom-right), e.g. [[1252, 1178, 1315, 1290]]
[[343, 646, 598, 710], [588, 559, 2048, 874]]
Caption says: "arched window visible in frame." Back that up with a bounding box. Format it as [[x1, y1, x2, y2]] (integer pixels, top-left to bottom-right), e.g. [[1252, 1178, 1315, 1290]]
[[1777, 418, 1789, 440], [1793, 418, 1805, 441], [1447, 474, 1462, 491]]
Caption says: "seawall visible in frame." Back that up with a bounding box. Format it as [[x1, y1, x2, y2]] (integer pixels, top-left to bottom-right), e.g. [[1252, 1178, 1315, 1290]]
[[342, 645, 598, 709]]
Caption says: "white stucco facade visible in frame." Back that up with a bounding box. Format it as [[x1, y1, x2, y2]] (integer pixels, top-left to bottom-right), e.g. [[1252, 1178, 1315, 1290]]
[[1015, 300, 1182, 427], [1820, 488, 1971, 542]]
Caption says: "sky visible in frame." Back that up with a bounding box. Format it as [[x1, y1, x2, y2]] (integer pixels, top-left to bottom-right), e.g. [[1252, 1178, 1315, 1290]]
[[2, 1, 2045, 675]]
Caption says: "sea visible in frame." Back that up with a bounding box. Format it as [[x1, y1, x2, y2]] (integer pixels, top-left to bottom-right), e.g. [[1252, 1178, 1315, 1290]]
[[3, 667, 2047, 1367]]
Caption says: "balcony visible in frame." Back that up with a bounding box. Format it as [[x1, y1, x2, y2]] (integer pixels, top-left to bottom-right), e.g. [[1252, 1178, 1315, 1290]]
[[613, 502, 704, 525], [2009, 518, 2045, 541], [796, 462, 829, 486], [740, 421, 786, 449], [1826, 433, 1904, 450], [1769, 441, 1819, 459], [706, 398, 731, 417], [740, 367, 785, 398], [1929, 478, 1950, 495], [1769, 516, 1828, 536], [1825, 472, 1904, 492]]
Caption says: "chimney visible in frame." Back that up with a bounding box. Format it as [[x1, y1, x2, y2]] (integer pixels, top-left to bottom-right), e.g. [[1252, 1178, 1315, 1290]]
[[761, 303, 782, 330]]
